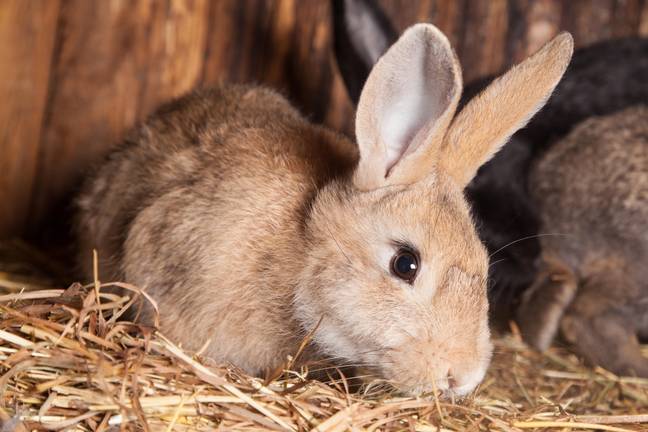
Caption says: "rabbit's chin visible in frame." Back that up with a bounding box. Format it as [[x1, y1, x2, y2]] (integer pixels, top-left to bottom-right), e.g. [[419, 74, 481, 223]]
[[300, 314, 493, 398], [335, 344, 491, 398], [406, 365, 488, 398]]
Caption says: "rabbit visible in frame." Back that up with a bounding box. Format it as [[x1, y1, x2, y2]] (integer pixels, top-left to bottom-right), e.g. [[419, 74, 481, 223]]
[[77, 23, 573, 396], [331, 0, 648, 324], [516, 106, 648, 377]]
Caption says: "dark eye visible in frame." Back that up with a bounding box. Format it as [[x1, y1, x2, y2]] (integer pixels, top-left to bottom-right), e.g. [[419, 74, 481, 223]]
[[390, 249, 420, 283]]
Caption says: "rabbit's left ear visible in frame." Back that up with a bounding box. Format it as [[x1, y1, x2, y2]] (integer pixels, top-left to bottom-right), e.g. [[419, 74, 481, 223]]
[[440, 33, 574, 187], [354, 24, 462, 190]]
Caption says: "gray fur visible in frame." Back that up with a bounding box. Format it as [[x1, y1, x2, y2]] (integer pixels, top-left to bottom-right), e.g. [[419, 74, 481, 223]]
[[519, 106, 648, 376]]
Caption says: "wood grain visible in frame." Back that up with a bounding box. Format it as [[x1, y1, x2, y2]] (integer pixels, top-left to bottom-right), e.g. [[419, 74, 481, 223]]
[[30, 0, 209, 230], [0, 0, 647, 240], [0, 0, 59, 237]]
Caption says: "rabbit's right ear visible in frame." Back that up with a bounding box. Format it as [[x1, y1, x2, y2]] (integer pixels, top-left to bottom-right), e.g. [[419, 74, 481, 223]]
[[440, 33, 573, 187], [354, 24, 462, 190], [332, 0, 397, 105]]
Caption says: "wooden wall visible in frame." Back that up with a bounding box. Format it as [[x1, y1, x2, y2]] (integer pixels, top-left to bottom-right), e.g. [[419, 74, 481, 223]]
[[1, 0, 648, 241]]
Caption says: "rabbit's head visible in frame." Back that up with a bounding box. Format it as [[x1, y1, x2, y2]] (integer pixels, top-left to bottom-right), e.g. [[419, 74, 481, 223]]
[[295, 24, 573, 396]]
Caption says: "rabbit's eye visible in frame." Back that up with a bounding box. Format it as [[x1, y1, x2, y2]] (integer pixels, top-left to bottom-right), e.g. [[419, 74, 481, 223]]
[[390, 249, 419, 283]]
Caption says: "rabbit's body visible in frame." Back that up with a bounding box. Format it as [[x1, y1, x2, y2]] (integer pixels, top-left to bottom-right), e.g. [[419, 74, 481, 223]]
[[518, 106, 648, 375], [531, 107, 648, 268], [78, 86, 358, 372], [78, 25, 572, 395]]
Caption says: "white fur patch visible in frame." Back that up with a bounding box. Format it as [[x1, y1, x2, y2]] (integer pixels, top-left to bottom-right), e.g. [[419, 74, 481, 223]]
[[380, 72, 437, 169]]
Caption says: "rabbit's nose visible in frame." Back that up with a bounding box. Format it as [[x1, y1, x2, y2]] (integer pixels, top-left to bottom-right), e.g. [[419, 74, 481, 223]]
[[444, 367, 487, 397]]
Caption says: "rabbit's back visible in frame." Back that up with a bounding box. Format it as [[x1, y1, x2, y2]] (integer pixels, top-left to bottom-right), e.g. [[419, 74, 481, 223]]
[[531, 106, 648, 271], [76, 86, 358, 370], [78, 85, 357, 278]]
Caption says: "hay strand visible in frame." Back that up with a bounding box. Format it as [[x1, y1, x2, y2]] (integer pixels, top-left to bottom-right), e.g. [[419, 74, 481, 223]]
[[1, 277, 647, 431]]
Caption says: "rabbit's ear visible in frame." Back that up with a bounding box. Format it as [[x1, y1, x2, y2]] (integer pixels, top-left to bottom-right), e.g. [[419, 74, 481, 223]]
[[332, 0, 397, 105], [354, 24, 462, 190], [441, 33, 574, 187]]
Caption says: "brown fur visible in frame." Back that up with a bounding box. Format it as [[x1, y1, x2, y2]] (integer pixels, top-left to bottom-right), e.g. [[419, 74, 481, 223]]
[[520, 106, 648, 376], [78, 86, 358, 372], [77, 25, 572, 395], [442, 33, 573, 187]]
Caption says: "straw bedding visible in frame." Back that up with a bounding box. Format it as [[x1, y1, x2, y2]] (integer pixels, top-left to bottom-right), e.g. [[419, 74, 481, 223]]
[[1, 245, 647, 431]]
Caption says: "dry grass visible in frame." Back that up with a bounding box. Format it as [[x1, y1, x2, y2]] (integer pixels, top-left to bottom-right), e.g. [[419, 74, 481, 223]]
[[1, 247, 647, 431]]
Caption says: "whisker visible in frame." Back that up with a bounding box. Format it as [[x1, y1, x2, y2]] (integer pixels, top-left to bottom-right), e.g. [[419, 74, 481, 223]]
[[489, 232, 571, 259], [488, 258, 507, 269], [325, 224, 352, 265]]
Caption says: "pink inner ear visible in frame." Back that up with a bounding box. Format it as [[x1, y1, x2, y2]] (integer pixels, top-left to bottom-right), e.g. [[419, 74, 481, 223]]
[[383, 134, 414, 176], [377, 39, 458, 175]]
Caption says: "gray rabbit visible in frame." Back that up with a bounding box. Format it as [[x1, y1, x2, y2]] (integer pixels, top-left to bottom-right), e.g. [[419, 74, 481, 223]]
[[518, 106, 648, 376]]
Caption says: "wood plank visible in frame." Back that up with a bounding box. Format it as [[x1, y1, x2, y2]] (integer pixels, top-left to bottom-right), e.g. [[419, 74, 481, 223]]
[[204, 1, 337, 126], [562, 0, 614, 47], [509, 0, 561, 62], [203, 0, 288, 85], [29, 0, 209, 235], [0, 0, 60, 238], [0, 0, 644, 241], [641, 0, 648, 35], [610, 0, 643, 37]]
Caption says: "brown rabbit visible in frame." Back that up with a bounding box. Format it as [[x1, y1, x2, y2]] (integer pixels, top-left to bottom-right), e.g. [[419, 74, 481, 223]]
[[77, 24, 573, 396], [518, 106, 648, 376]]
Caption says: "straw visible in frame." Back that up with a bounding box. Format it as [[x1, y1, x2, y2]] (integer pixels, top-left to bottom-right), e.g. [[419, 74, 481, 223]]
[[1, 275, 646, 430]]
